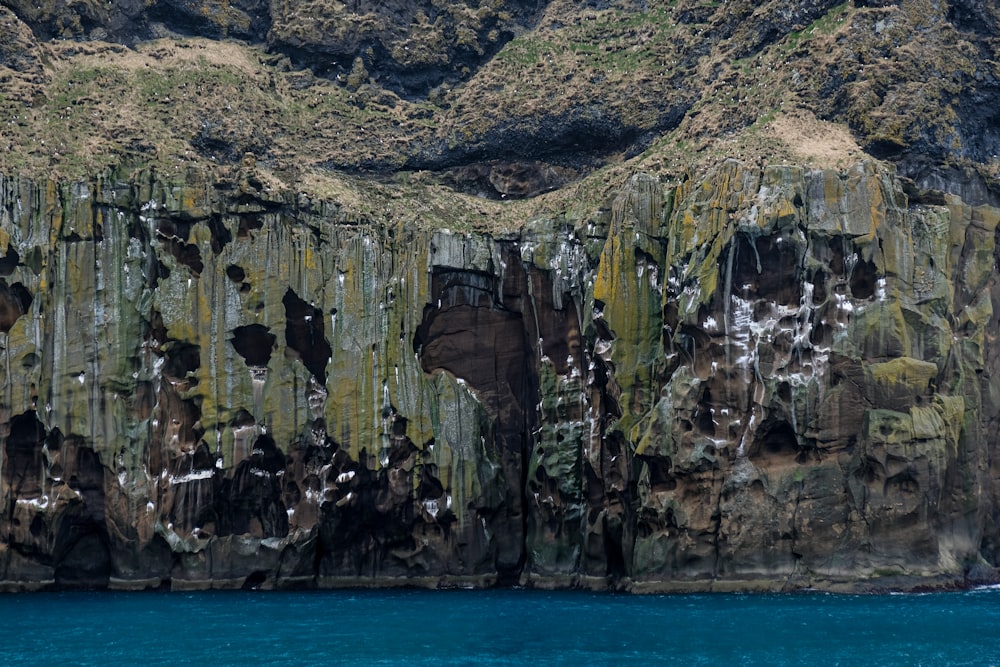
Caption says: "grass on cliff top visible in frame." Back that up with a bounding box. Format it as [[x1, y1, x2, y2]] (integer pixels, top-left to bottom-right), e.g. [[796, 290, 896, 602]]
[[439, 1, 690, 142], [296, 168, 564, 233], [1, 0, 995, 228], [0, 37, 437, 180], [0, 32, 617, 232]]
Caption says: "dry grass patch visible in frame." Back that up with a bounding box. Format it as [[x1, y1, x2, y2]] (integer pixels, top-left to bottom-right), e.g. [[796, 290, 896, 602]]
[[765, 112, 864, 170]]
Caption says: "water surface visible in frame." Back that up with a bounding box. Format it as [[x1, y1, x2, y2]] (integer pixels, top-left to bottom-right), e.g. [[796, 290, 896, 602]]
[[2, 587, 998, 666]]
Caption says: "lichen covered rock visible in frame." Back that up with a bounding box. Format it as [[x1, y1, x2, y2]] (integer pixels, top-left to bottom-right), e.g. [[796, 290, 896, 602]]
[[1, 157, 999, 591]]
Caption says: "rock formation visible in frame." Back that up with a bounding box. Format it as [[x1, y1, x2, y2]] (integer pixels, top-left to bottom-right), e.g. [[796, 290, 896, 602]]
[[0, 155, 998, 592], [1, 0, 1000, 591]]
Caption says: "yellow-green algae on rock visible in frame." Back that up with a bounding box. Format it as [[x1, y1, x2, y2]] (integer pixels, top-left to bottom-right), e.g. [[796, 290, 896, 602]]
[[1, 157, 1000, 592]]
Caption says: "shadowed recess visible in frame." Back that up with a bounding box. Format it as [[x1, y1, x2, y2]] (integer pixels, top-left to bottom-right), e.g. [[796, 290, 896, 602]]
[[0, 280, 32, 333], [750, 420, 801, 463], [231, 324, 277, 367], [283, 288, 332, 384], [0, 246, 19, 276], [3, 410, 47, 497], [162, 341, 201, 384], [729, 234, 801, 306]]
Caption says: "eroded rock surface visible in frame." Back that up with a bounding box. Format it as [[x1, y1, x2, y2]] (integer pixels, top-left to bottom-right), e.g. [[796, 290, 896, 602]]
[[1, 158, 999, 592]]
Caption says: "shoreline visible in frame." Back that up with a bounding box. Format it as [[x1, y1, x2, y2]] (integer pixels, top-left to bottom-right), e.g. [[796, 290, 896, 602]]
[[2, 571, 997, 595]]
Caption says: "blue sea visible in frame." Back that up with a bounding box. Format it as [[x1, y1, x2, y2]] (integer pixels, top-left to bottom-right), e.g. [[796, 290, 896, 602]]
[[2, 587, 999, 666]]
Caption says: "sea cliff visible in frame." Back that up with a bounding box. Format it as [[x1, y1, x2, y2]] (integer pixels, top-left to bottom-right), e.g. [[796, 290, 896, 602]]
[[2, 0, 1000, 591], [2, 156, 999, 591]]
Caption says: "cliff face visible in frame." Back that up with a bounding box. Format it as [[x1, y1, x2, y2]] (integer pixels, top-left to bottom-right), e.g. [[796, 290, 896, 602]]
[[2, 156, 999, 591], [2, 0, 1000, 592]]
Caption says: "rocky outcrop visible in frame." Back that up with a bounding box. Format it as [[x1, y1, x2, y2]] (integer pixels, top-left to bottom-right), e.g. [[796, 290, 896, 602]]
[[0, 0, 547, 97], [2, 156, 999, 591]]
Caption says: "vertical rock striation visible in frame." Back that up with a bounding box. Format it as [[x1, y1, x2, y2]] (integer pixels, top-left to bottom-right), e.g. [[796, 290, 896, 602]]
[[1, 157, 999, 591]]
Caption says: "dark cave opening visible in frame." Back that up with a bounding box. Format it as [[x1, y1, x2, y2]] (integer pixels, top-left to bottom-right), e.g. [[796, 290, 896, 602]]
[[728, 234, 801, 306], [0, 280, 33, 333], [0, 246, 20, 276], [283, 288, 332, 384], [849, 257, 879, 299], [750, 420, 800, 463], [162, 341, 201, 384], [231, 323, 277, 368]]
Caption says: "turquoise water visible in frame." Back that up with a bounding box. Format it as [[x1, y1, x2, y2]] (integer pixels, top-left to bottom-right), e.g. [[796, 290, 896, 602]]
[[2, 588, 999, 666]]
